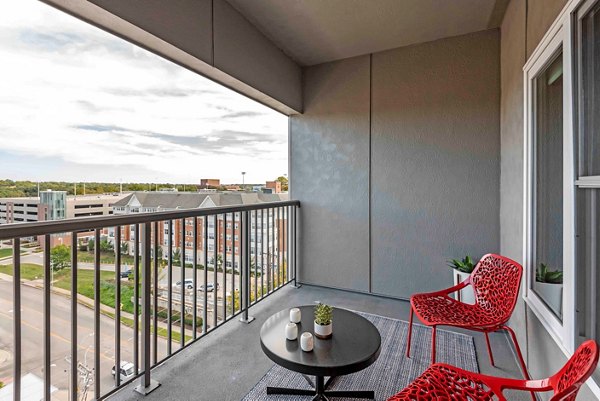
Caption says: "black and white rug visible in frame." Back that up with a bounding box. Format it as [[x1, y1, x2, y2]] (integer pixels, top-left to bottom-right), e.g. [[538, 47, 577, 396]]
[[241, 311, 478, 401]]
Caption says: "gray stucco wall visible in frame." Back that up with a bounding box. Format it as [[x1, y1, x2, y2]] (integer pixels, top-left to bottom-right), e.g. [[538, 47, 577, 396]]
[[291, 30, 501, 299], [500, 0, 598, 398], [290, 56, 371, 291], [371, 30, 500, 298]]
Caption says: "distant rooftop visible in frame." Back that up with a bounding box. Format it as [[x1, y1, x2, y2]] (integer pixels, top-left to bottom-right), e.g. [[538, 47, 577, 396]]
[[112, 191, 289, 210]]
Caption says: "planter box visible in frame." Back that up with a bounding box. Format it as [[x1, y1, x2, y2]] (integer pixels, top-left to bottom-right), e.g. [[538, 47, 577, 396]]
[[314, 321, 332, 339], [534, 281, 563, 317], [452, 270, 475, 304]]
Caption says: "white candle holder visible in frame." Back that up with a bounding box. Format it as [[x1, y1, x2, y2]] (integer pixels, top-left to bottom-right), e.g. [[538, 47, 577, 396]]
[[285, 322, 298, 340], [290, 308, 301, 324], [300, 332, 314, 352]]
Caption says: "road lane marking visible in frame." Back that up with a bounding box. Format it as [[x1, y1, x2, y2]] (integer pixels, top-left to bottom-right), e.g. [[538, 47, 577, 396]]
[[0, 310, 126, 363]]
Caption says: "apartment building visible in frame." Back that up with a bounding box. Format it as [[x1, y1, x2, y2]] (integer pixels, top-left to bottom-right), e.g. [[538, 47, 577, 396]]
[[110, 191, 289, 270]]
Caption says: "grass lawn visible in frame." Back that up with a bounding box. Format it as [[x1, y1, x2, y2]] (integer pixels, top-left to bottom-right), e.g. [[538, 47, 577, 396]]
[[77, 251, 135, 265], [0, 263, 44, 280], [53, 269, 138, 314], [0, 248, 26, 259]]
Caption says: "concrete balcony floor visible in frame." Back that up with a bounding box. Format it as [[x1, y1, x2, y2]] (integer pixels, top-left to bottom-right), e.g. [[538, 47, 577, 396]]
[[108, 284, 530, 401]]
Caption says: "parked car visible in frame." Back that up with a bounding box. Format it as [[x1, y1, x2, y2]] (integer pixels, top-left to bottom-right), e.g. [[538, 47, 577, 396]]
[[120, 269, 131, 279], [198, 283, 220, 292], [111, 361, 135, 382], [175, 279, 194, 289]]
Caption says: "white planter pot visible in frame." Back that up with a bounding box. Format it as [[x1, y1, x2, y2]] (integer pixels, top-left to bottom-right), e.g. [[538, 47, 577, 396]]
[[452, 270, 476, 304], [314, 321, 332, 339], [534, 281, 563, 317]]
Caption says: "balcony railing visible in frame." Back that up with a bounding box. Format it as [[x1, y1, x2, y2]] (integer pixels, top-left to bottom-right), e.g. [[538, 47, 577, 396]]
[[0, 200, 300, 400]]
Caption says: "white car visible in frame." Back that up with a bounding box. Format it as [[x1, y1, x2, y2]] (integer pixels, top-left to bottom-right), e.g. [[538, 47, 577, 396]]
[[198, 283, 220, 292], [175, 279, 194, 289], [111, 361, 135, 382]]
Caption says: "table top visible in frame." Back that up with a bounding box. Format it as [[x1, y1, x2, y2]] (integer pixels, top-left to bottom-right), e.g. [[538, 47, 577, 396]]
[[260, 306, 381, 377]]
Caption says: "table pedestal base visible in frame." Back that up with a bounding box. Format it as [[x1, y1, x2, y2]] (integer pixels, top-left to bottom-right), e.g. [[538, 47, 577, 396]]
[[267, 375, 375, 400]]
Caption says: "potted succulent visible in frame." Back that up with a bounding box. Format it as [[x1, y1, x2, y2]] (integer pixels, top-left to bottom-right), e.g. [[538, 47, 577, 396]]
[[314, 303, 333, 339], [447, 256, 476, 304], [534, 263, 563, 316]]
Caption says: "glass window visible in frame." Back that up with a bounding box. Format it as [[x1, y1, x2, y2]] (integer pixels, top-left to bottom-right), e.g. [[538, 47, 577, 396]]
[[532, 50, 564, 320], [579, 3, 600, 176]]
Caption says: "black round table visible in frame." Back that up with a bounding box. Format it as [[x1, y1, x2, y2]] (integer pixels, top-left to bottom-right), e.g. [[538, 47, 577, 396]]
[[260, 306, 381, 401]]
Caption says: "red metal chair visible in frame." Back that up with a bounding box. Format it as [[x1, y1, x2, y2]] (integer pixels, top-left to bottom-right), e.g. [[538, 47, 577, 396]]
[[389, 340, 598, 401], [406, 254, 527, 377]]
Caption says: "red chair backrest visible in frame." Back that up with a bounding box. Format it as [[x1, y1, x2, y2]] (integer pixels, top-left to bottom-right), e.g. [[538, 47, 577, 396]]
[[469, 254, 522, 325], [550, 340, 599, 401]]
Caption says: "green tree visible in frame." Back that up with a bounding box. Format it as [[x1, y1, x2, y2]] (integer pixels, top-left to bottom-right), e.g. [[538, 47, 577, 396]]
[[120, 242, 128, 255], [87, 237, 95, 252], [50, 245, 70, 272], [99, 239, 113, 252], [276, 176, 288, 191], [173, 248, 181, 264]]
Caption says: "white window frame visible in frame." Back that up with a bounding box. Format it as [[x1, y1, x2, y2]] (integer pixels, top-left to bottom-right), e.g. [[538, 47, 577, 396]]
[[523, 23, 575, 354], [523, 0, 600, 396]]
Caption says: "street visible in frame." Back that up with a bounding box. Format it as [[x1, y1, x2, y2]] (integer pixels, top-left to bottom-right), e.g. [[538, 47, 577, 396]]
[[0, 280, 168, 400]]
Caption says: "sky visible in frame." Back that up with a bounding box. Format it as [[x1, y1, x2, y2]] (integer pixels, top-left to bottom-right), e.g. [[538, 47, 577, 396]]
[[0, 0, 288, 185]]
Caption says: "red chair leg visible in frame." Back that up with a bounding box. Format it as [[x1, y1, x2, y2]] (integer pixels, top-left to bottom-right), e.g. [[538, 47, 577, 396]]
[[503, 325, 535, 401], [431, 326, 437, 364], [485, 332, 495, 367], [406, 307, 414, 358]]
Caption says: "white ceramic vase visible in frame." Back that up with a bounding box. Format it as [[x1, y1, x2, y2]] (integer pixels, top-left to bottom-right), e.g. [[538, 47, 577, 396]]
[[301, 332, 314, 352], [290, 308, 301, 324], [285, 322, 298, 340]]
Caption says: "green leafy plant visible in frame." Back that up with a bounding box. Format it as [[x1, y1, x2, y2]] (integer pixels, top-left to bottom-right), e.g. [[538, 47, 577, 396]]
[[447, 256, 476, 274], [50, 244, 71, 272], [536, 263, 563, 284], [314, 303, 333, 326]]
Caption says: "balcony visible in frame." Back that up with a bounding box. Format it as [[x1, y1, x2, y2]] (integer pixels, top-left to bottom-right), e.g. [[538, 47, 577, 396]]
[[104, 284, 531, 401], [2, 0, 600, 400]]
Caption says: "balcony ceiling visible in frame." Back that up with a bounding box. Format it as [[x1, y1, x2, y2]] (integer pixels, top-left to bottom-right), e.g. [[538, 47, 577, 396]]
[[226, 0, 509, 66]]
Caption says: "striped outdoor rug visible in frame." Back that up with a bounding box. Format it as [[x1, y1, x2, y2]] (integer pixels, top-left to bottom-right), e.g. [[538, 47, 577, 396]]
[[241, 310, 478, 401]]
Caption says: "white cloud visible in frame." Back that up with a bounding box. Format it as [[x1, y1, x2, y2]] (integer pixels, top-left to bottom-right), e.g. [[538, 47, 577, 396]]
[[0, 0, 288, 184]]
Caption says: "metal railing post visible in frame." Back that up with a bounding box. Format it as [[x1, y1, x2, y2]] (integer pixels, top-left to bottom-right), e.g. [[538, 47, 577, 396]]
[[135, 222, 160, 395], [240, 210, 254, 323], [293, 205, 300, 288], [13, 238, 21, 401]]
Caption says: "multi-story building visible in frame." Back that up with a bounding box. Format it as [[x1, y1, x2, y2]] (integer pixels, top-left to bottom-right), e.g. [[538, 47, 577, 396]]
[[0, 191, 126, 224], [199, 179, 220, 189], [265, 181, 282, 193], [0, 191, 127, 246], [66, 194, 121, 218], [110, 191, 289, 270]]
